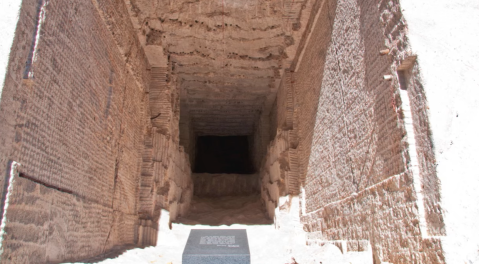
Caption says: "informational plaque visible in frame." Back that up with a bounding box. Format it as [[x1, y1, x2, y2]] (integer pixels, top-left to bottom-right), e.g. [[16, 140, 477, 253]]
[[182, 229, 250, 264]]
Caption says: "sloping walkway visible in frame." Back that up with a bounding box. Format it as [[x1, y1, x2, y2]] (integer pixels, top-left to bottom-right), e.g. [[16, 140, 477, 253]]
[[177, 194, 272, 226], [67, 197, 373, 264]]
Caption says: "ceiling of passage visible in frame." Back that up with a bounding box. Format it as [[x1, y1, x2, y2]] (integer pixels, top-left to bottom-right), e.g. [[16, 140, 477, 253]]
[[124, 0, 316, 135]]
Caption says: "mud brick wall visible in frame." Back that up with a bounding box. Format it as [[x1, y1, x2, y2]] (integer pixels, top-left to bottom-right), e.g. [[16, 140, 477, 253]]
[[138, 63, 192, 234], [166, 144, 193, 222], [260, 130, 300, 219], [149, 67, 180, 139], [252, 112, 270, 171], [192, 173, 260, 197], [291, 0, 337, 187], [275, 72, 294, 132], [137, 51, 191, 244], [139, 129, 192, 226], [293, 0, 445, 262], [260, 71, 300, 217], [0, 0, 40, 206], [0, 0, 150, 262], [179, 108, 196, 167], [2, 173, 136, 263]]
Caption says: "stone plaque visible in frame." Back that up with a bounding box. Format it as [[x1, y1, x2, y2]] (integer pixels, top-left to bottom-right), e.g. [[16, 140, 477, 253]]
[[182, 229, 250, 264]]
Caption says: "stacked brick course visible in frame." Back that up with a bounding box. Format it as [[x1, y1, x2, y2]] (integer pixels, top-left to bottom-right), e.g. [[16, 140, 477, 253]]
[[0, 0, 152, 261], [138, 65, 192, 244], [138, 130, 192, 239], [287, 0, 444, 262], [257, 0, 445, 262], [260, 129, 300, 219]]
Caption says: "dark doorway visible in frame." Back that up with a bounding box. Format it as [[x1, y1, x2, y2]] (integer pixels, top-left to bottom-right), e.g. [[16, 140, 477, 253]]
[[194, 136, 254, 174]]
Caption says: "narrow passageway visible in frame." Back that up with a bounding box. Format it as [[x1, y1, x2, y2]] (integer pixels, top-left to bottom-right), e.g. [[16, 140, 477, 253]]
[[0, 0, 459, 262], [193, 136, 254, 174], [186, 134, 268, 225]]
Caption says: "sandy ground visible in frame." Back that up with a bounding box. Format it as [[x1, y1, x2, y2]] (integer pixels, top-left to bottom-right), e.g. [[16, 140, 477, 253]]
[[67, 195, 372, 264]]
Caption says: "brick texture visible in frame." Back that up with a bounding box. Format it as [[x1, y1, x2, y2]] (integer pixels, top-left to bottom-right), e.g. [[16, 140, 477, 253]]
[[263, 0, 445, 262], [0, 0, 151, 261], [260, 129, 300, 219]]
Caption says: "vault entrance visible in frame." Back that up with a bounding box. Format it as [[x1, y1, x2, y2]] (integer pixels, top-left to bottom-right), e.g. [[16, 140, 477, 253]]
[[176, 135, 270, 225], [193, 136, 254, 174]]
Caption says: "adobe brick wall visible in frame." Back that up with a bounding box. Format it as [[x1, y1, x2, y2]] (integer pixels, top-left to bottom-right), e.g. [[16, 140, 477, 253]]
[[138, 63, 192, 230], [192, 173, 259, 197], [138, 129, 193, 238], [262, 0, 446, 262], [259, 70, 300, 218], [3, 169, 140, 263], [0, 0, 40, 208], [252, 112, 270, 172], [260, 129, 300, 219], [0, 0, 151, 262], [179, 107, 196, 166]]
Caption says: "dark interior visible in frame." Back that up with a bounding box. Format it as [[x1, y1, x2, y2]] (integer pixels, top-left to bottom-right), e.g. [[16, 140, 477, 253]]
[[194, 136, 254, 174]]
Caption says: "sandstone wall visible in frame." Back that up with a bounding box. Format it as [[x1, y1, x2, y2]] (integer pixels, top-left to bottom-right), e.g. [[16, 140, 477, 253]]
[[0, 0, 151, 262], [292, 0, 445, 262]]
